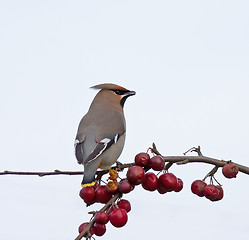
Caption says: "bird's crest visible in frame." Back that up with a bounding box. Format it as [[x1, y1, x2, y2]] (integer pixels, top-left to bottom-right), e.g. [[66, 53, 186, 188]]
[[91, 83, 128, 91]]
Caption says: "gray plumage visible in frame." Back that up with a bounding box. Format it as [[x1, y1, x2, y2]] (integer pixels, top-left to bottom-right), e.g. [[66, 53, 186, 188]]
[[74, 83, 135, 186]]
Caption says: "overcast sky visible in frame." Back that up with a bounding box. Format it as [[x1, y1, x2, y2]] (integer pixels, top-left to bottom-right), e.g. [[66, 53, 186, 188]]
[[1, 1, 249, 239]]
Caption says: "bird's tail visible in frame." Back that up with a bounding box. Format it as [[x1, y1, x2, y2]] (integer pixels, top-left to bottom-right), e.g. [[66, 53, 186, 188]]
[[81, 175, 96, 187]]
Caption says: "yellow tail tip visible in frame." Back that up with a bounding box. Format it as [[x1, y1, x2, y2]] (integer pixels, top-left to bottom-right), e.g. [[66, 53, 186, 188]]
[[81, 182, 95, 188]]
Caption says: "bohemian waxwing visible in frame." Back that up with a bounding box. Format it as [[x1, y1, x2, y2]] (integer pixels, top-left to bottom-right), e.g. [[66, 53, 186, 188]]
[[74, 83, 135, 187]]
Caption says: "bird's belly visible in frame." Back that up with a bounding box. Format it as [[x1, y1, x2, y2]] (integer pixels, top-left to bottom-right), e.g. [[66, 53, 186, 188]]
[[98, 134, 125, 169]]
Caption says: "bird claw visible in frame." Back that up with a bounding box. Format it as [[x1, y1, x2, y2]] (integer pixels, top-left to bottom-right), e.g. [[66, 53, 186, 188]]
[[114, 161, 124, 170]]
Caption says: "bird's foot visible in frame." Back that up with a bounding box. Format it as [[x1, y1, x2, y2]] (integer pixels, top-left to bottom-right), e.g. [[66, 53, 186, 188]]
[[114, 161, 124, 170]]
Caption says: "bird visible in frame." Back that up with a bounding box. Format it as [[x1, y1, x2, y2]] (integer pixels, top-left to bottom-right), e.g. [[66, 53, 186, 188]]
[[74, 83, 136, 187]]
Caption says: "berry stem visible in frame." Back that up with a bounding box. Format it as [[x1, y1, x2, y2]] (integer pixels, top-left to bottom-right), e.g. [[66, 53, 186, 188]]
[[203, 166, 219, 181], [164, 162, 173, 171], [212, 175, 222, 186]]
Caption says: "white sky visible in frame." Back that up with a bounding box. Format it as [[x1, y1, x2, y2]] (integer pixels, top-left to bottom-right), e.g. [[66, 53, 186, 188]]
[[0, 1, 249, 239]]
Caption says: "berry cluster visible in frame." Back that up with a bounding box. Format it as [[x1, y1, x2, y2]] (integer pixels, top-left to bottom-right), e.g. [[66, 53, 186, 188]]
[[78, 199, 131, 237], [79, 182, 130, 238], [191, 162, 239, 202], [191, 180, 224, 201], [77, 152, 183, 239], [130, 153, 183, 194], [77, 153, 239, 239]]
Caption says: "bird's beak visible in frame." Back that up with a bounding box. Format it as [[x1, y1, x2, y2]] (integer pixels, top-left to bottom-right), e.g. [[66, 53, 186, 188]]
[[120, 90, 136, 107], [126, 90, 136, 97]]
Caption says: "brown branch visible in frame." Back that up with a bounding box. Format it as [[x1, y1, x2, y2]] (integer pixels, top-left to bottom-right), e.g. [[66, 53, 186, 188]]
[[162, 155, 249, 175], [0, 163, 135, 177], [1, 145, 249, 177], [75, 192, 122, 240], [0, 170, 84, 176], [0, 157, 249, 177]]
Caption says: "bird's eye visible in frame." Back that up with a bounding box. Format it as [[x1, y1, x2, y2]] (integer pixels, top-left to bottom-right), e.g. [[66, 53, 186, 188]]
[[113, 90, 124, 95]]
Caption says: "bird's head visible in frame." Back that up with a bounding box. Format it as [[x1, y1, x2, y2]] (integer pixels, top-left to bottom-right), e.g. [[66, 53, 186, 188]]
[[91, 83, 136, 109]]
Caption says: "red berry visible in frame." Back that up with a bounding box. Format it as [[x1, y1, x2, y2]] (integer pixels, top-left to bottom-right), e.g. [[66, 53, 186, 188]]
[[118, 179, 134, 193], [126, 166, 145, 185], [109, 208, 128, 228], [78, 222, 95, 235], [203, 184, 219, 201], [149, 156, 165, 171], [106, 180, 118, 194], [135, 152, 150, 167], [191, 180, 207, 197], [94, 211, 109, 224], [222, 163, 239, 179], [142, 172, 159, 191], [95, 185, 112, 204], [106, 205, 117, 215], [158, 173, 177, 192], [79, 186, 95, 205], [117, 199, 131, 213], [93, 223, 106, 236], [157, 184, 168, 194], [215, 185, 224, 201], [174, 178, 183, 192]]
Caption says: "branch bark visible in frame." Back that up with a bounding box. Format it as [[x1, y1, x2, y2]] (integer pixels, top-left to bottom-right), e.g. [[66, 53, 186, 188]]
[[0, 170, 84, 176], [162, 156, 249, 175], [1, 156, 248, 176]]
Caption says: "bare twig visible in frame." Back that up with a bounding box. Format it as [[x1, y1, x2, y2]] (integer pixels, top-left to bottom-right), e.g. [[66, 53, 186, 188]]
[[193, 146, 203, 156], [183, 146, 203, 156], [149, 142, 162, 155]]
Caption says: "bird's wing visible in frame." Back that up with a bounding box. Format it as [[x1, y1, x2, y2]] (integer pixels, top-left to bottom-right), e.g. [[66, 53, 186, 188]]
[[83, 134, 122, 165], [74, 135, 86, 164], [75, 133, 123, 165]]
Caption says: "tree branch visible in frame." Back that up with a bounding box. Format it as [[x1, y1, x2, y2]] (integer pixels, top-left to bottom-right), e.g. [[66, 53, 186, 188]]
[[0, 163, 135, 177], [0, 157, 248, 177], [162, 156, 249, 175], [0, 170, 84, 176], [1, 145, 249, 177]]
